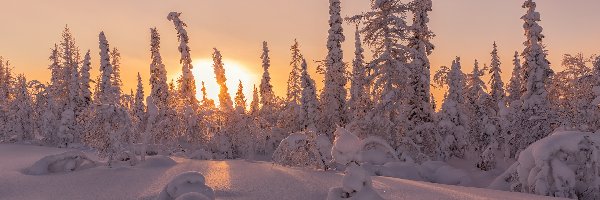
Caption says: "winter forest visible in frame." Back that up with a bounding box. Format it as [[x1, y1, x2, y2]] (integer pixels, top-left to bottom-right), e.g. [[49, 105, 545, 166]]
[[0, 0, 599, 199]]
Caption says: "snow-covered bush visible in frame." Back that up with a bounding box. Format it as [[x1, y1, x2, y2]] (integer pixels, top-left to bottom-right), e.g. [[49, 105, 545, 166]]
[[328, 127, 384, 199], [273, 130, 331, 169], [489, 130, 600, 199], [83, 104, 133, 167], [327, 164, 384, 200], [158, 171, 215, 200], [358, 136, 398, 165], [26, 151, 96, 175]]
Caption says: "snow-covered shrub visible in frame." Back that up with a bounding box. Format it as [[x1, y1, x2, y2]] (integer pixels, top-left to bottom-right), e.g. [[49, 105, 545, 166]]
[[273, 130, 331, 169], [83, 104, 133, 167], [489, 131, 600, 199], [358, 136, 398, 165], [327, 164, 384, 200], [26, 151, 96, 175], [158, 171, 215, 200], [331, 127, 361, 166]]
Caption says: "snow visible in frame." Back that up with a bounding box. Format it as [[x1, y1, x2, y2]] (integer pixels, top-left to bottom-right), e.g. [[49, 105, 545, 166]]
[[157, 171, 215, 200], [26, 151, 96, 175], [0, 144, 568, 200], [331, 127, 361, 166]]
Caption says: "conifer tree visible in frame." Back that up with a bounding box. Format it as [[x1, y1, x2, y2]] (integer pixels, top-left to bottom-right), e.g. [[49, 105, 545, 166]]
[[319, 0, 348, 137], [212, 48, 233, 111], [348, 25, 369, 122], [507, 51, 523, 105], [250, 85, 259, 116], [149, 28, 170, 111], [235, 80, 247, 114], [167, 12, 198, 107], [201, 81, 215, 108], [98, 31, 117, 105], [133, 73, 146, 141], [110, 48, 123, 102], [286, 39, 303, 104], [7, 75, 35, 142], [488, 42, 505, 110], [300, 59, 318, 130], [80, 50, 92, 106], [259, 41, 275, 108]]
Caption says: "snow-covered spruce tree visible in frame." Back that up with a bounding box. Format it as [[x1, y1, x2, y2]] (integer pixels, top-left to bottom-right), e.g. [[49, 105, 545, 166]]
[[250, 85, 259, 116], [286, 39, 303, 104], [300, 59, 318, 130], [133, 73, 146, 142], [168, 12, 198, 107], [589, 56, 600, 130], [348, 25, 370, 122], [258, 41, 279, 125], [347, 0, 414, 153], [110, 48, 123, 104], [506, 51, 523, 105], [280, 40, 304, 133], [41, 47, 63, 145], [509, 0, 555, 158], [149, 28, 170, 111], [212, 48, 233, 111], [6, 75, 35, 142], [200, 81, 215, 109], [319, 0, 348, 138], [464, 60, 495, 156], [80, 50, 92, 106], [405, 0, 437, 159], [97, 32, 119, 105], [433, 57, 468, 160], [234, 80, 246, 114], [488, 42, 505, 112], [60, 26, 82, 112]]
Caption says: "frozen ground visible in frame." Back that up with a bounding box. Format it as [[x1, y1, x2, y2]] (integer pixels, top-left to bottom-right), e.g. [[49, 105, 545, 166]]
[[0, 144, 565, 200]]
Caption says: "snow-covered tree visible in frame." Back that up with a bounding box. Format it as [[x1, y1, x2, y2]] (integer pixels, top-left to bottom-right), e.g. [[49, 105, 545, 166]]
[[97, 32, 118, 105], [488, 42, 505, 111], [464, 60, 495, 157], [319, 0, 348, 138], [212, 48, 233, 111], [83, 104, 133, 167], [348, 25, 370, 122], [6, 75, 35, 142], [250, 85, 259, 116], [60, 26, 82, 112], [110, 48, 123, 103], [133, 73, 146, 141], [509, 0, 555, 157], [259, 41, 275, 108], [286, 39, 303, 104], [80, 50, 92, 106], [433, 57, 468, 160], [234, 80, 246, 114], [347, 0, 412, 149], [168, 12, 198, 107], [200, 81, 215, 109], [149, 28, 170, 111], [506, 51, 523, 105], [300, 59, 318, 130]]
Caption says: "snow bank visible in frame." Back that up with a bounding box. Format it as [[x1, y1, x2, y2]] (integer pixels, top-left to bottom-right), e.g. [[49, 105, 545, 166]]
[[157, 171, 215, 200], [489, 130, 600, 199], [327, 165, 384, 200], [331, 127, 361, 166], [26, 151, 96, 175]]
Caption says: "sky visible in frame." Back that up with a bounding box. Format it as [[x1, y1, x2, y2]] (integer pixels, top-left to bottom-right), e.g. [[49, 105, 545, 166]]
[[0, 0, 599, 105]]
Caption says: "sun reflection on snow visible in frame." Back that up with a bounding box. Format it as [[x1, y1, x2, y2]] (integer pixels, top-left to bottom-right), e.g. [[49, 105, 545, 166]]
[[205, 161, 232, 190]]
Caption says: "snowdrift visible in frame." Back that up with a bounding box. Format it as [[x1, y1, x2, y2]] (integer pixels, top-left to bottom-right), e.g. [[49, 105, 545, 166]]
[[489, 130, 600, 199], [25, 151, 96, 175], [157, 171, 215, 200]]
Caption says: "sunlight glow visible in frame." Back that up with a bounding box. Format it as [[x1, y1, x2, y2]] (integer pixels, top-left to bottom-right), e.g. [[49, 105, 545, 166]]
[[191, 59, 257, 107]]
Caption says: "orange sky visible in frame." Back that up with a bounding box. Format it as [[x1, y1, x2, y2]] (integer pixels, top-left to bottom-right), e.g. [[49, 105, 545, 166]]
[[0, 0, 599, 106]]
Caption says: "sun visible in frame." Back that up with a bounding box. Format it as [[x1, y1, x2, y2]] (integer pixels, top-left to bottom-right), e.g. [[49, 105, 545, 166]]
[[189, 58, 258, 107]]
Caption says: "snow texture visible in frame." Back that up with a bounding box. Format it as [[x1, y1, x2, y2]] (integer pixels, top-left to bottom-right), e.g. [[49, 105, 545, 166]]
[[26, 151, 96, 175], [157, 171, 215, 200]]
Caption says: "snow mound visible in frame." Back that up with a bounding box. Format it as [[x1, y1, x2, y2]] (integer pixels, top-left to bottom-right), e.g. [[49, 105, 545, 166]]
[[359, 136, 398, 165], [138, 156, 177, 168], [331, 127, 361, 166], [158, 171, 215, 200], [26, 151, 96, 175], [327, 165, 384, 200], [489, 130, 600, 199]]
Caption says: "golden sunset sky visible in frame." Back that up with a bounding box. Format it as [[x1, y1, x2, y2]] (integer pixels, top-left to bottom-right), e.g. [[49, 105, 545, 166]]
[[1, 0, 599, 104]]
